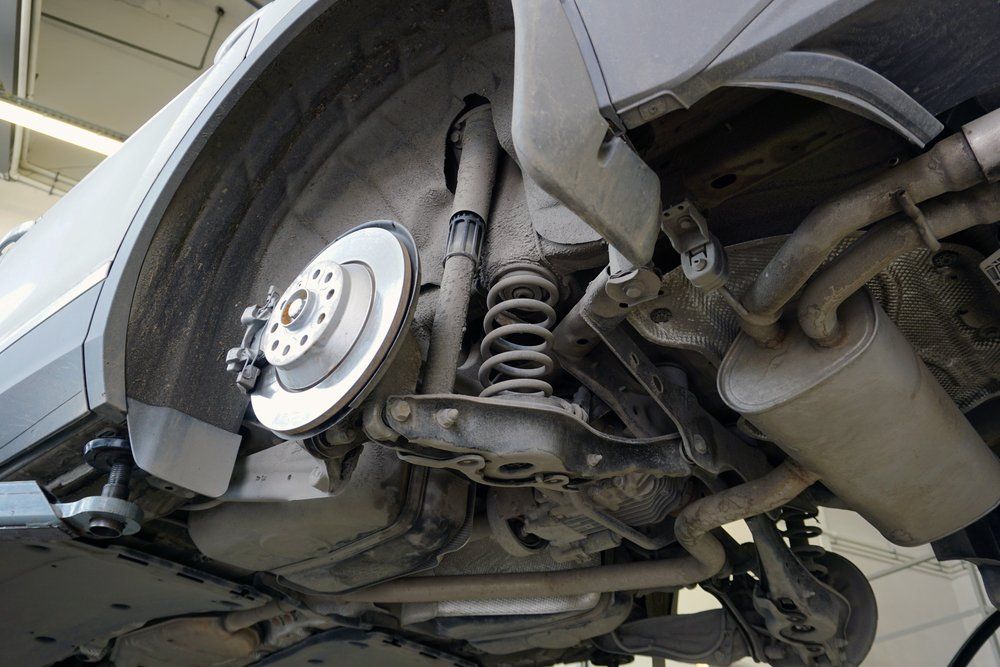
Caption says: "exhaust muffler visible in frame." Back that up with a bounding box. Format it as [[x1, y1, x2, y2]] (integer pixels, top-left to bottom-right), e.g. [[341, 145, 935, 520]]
[[719, 290, 1000, 546]]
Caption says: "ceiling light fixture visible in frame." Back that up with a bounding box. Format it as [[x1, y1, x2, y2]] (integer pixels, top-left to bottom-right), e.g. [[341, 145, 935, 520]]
[[0, 94, 125, 156]]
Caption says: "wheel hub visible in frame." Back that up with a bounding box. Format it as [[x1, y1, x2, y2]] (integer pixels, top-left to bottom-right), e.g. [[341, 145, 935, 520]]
[[251, 222, 418, 437]]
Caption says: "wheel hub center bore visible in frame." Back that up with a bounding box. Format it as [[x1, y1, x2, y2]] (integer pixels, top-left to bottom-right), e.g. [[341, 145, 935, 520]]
[[282, 289, 311, 326], [261, 257, 375, 391]]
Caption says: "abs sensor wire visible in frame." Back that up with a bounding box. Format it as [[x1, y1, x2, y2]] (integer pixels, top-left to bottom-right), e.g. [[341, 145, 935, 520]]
[[947, 610, 1000, 667]]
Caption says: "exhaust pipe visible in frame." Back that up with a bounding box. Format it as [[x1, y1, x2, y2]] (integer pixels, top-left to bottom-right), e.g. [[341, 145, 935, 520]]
[[737, 107, 1000, 345]]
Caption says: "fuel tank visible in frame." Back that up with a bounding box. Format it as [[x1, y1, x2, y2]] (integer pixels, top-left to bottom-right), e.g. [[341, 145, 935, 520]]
[[719, 290, 1000, 546]]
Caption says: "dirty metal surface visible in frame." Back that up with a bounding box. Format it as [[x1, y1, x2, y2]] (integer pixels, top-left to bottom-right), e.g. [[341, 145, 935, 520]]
[[631, 236, 1000, 410]]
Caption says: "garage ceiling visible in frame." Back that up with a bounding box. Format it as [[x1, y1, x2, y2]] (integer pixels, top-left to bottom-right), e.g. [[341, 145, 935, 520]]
[[5, 0, 265, 193]]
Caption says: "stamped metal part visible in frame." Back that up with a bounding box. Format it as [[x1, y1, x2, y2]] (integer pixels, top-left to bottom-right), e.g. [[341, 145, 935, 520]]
[[250, 222, 419, 437], [0, 480, 142, 540], [746, 516, 854, 666], [552, 270, 767, 482], [661, 201, 728, 293], [55, 496, 144, 538], [385, 393, 691, 488], [983, 247, 1000, 293]]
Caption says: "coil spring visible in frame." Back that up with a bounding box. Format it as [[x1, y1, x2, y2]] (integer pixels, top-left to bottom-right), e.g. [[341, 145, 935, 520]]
[[479, 264, 559, 397], [780, 508, 828, 577]]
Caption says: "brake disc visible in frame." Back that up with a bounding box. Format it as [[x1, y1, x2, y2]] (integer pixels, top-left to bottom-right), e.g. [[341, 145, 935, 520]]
[[250, 221, 419, 437]]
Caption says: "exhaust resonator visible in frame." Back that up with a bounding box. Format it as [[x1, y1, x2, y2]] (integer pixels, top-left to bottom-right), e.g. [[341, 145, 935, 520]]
[[719, 291, 1000, 546]]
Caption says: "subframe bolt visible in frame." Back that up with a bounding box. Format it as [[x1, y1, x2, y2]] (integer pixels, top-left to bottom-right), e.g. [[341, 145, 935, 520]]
[[624, 285, 643, 299], [692, 435, 708, 454], [388, 400, 412, 422], [435, 408, 460, 429]]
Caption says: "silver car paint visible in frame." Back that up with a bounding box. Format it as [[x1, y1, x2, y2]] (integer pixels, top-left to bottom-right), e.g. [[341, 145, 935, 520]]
[[0, 0, 310, 457]]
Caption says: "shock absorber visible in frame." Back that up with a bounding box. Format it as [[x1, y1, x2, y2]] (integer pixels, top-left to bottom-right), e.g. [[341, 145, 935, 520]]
[[423, 104, 499, 394], [779, 507, 828, 577], [479, 264, 559, 397]]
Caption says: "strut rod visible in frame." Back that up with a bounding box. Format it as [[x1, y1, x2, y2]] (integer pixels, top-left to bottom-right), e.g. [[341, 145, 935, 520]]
[[422, 105, 500, 393], [337, 461, 818, 603]]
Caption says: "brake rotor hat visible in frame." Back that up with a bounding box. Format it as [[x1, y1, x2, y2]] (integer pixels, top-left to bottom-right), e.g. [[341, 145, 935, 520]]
[[251, 222, 417, 437]]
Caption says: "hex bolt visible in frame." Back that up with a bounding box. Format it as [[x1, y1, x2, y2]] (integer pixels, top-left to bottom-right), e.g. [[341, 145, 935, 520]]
[[82, 438, 135, 539], [624, 284, 643, 299], [388, 400, 412, 422], [435, 408, 460, 429]]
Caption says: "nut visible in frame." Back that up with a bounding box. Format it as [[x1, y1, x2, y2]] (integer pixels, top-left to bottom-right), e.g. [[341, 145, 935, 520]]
[[435, 408, 460, 429], [387, 400, 411, 422]]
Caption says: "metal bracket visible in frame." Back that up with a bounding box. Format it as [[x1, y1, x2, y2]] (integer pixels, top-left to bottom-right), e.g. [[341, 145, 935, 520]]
[[661, 200, 728, 293], [0, 481, 142, 539], [383, 393, 691, 488], [606, 266, 662, 307], [895, 189, 942, 252], [982, 247, 1000, 295], [552, 270, 767, 482], [225, 285, 279, 393], [746, 516, 852, 665], [218, 440, 346, 503], [54, 495, 143, 537]]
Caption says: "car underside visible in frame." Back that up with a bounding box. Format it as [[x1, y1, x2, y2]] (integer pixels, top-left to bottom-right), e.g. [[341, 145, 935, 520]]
[[2, 0, 1000, 665]]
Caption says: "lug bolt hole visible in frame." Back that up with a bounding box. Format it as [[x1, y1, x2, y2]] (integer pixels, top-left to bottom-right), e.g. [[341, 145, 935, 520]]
[[300, 335, 309, 346], [318, 313, 326, 324], [282, 345, 290, 355], [312, 269, 320, 279], [324, 272, 333, 283], [271, 340, 279, 351], [326, 289, 336, 300]]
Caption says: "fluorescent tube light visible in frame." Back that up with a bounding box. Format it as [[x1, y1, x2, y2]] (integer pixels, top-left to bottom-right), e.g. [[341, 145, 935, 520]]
[[0, 97, 124, 156]]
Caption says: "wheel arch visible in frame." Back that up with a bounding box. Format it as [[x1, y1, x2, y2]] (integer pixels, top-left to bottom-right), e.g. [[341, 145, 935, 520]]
[[85, 0, 507, 433]]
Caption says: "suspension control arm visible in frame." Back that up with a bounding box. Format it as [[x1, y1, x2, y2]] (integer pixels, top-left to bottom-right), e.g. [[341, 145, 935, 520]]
[[383, 393, 691, 488]]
